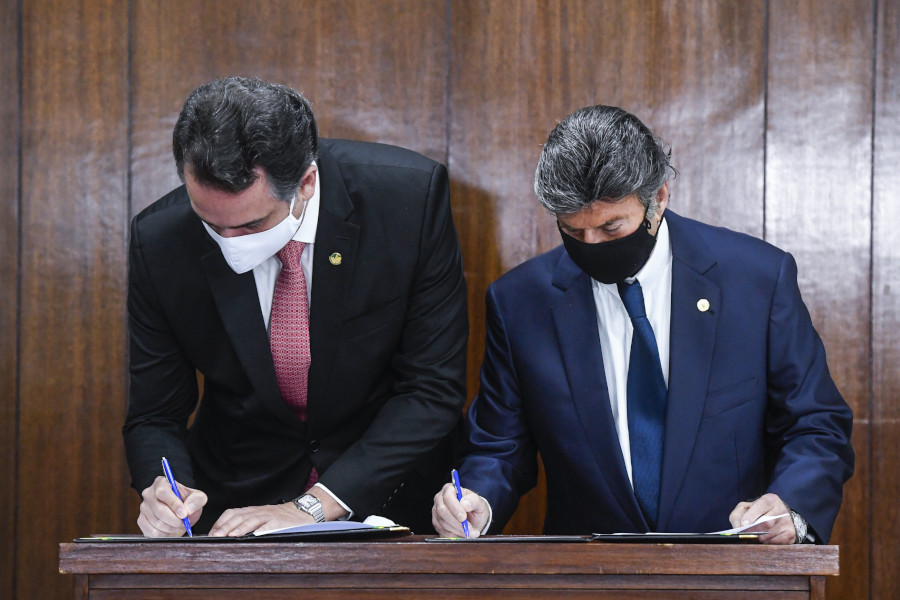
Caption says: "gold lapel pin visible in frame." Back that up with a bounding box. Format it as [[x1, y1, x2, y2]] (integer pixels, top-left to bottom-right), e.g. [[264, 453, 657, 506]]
[[328, 252, 342, 266], [697, 299, 710, 312]]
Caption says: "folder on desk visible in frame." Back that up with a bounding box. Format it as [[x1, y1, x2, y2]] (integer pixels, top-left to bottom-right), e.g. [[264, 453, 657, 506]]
[[590, 532, 760, 543], [426, 534, 593, 543], [75, 520, 411, 543], [590, 512, 781, 543], [426, 532, 758, 543]]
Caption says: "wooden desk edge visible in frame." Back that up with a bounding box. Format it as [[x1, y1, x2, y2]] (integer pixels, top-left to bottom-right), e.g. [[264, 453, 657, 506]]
[[59, 538, 840, 577]]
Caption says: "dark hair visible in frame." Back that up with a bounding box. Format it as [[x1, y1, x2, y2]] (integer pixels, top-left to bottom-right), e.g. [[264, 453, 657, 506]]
[[173, 76, 318, 202], [533, 105, 674, 216]]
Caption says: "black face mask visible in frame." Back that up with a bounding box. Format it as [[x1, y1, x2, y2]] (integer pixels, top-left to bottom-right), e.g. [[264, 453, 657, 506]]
[[559, 214, 659, 284]]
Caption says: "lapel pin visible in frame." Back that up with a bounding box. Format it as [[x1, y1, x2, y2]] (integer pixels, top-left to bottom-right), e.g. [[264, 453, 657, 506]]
[[697, 299, 710, 312], [328, 252, 342, 266]]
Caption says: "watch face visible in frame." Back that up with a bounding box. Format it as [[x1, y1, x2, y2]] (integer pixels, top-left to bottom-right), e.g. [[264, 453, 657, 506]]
[[294, 494, 324, 522]]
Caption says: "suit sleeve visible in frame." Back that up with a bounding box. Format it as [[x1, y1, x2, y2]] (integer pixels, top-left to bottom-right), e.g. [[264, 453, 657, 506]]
[[764, 252, 854, 543], [458, 284, 539, 532], [122, 216, 199, 493], [317, 163, 468, 516]]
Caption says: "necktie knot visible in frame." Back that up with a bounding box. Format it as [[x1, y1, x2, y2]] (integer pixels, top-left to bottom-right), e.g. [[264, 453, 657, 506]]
[[276, 240, 305, 271], [617, 280, 647, 320]]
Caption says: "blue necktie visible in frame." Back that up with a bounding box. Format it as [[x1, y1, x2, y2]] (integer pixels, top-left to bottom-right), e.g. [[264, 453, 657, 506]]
[[617, 279, 667, 529]]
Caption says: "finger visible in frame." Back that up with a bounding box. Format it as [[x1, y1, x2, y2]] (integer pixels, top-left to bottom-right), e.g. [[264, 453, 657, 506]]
[[433, 499, 463, 535], [211, 507, 274, 537], [246, 504, 307, 536], [729, 502, 751, 528], [758, 521, 795, 545], [458, 488, 478, 512], [152, 476, 191, 519], [137, 513, 161, 537], [138, 500, 184, 537], [209, 508, 242, 537], [432, 497, 467, 537], [223, 514, 266, 537], [740, 495, 778, 526], [141, 485, 186, 529], [181, 488, 208, 520], [432, 493, 457, 537], [459, 491, 488, 534], [435, 483, 465, 523], [461, 490, 486, 516], [431, 505, 452, 537]]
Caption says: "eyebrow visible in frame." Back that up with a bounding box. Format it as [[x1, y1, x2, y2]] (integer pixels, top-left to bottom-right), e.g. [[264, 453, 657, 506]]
[[189, 199, 269, 231], [203, 215, 267, 230], [559, 215, 627, 230]]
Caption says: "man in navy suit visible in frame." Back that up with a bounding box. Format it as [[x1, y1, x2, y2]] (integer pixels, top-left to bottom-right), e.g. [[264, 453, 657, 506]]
[[125, 77, 467, 536], [432, 105, 853, 544]]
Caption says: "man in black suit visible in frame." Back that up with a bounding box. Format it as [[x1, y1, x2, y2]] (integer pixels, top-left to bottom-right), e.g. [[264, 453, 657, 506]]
[[124, 77, 467, 536]]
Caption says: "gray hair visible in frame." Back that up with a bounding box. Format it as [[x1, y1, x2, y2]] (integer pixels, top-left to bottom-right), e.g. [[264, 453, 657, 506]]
[[533, 105, 674, 216]]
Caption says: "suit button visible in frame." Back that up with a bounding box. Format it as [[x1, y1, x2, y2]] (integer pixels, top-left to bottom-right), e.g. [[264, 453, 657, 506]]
[[309, 440, 320, 453]]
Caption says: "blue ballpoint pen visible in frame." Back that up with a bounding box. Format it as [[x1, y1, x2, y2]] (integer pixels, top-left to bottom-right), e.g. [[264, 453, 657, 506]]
[[451, 469, 470, 538], [161, 457, 193, 537]]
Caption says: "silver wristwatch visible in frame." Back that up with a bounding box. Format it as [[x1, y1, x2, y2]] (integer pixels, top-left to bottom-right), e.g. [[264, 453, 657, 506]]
[[790, 510, 808, 544], [293, 493, 325, 523]]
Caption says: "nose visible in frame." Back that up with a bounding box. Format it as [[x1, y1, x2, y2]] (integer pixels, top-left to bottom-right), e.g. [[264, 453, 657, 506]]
[[582, 229, 607, 244], [217, 228, 245, 238]]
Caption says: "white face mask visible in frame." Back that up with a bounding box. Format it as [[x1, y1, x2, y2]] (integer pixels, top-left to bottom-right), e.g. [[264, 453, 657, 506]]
[[203, 196, 302, 274]]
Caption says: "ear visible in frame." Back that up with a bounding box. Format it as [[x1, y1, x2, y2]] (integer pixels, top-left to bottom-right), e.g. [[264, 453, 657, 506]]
[[655, 181, 670, 221], [298, 165, 318, 203]]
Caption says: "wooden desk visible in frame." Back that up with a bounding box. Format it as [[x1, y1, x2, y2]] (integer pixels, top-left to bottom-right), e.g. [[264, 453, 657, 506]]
[[59, 536, 839, 599]]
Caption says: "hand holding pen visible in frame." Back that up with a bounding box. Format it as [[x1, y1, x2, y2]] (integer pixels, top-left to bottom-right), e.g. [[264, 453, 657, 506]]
[[451, 469, 470, 538], [162, 457, 194, 536], [135, 458, 208, 537], [431, 470, 490, 538]]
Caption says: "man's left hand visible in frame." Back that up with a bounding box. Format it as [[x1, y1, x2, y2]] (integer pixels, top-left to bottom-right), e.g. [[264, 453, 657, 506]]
[[208, 502, 313, 537], [728, 493, 796, 544]]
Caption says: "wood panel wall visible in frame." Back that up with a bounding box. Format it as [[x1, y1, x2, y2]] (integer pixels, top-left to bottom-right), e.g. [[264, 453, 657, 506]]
[[1, 1, 20, 596], [766, 3, 875, 596], [873, 0, 900, 598], [1, 1, 896, 598]]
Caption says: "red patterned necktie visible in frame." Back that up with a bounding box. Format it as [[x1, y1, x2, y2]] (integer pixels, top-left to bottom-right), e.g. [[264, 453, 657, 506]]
[[270, 240, 317, 489]]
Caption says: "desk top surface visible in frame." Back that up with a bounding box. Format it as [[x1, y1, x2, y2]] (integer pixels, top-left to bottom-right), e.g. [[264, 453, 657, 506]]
[[59, 536, 839, 577]]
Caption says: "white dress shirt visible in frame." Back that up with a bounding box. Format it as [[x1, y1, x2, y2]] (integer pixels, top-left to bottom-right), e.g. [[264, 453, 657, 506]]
[[591, 217, 673, 486]]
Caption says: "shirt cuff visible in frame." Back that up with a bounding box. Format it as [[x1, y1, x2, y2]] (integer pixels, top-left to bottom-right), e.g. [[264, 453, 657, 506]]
[[312, 483, 354, 520], [480, 496, 494, 535]]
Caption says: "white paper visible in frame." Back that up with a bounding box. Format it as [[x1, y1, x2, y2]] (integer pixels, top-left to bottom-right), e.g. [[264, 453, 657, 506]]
[[710, 512, 789, 535], [252, 515, 398, 537]]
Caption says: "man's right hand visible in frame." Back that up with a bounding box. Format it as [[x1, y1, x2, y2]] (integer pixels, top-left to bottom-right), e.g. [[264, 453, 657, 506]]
[[137, 475, 208, 537], [432, 482, 490, 538]]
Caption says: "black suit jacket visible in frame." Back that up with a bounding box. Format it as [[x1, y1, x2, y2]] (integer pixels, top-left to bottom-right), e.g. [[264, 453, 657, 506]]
[[124, 139, 468, 532]]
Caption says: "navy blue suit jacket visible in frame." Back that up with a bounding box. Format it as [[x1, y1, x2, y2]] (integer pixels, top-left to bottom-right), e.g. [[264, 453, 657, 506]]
[[460, 211, 853, 542]]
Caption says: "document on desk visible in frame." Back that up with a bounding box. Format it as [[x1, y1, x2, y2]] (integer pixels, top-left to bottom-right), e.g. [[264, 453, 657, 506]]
[[74, 516, 411, 543], [426, 514, 786, 543], [591, 513, 787, 543], [426, 534, 593, 543], [251, 515, 406, 537]]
